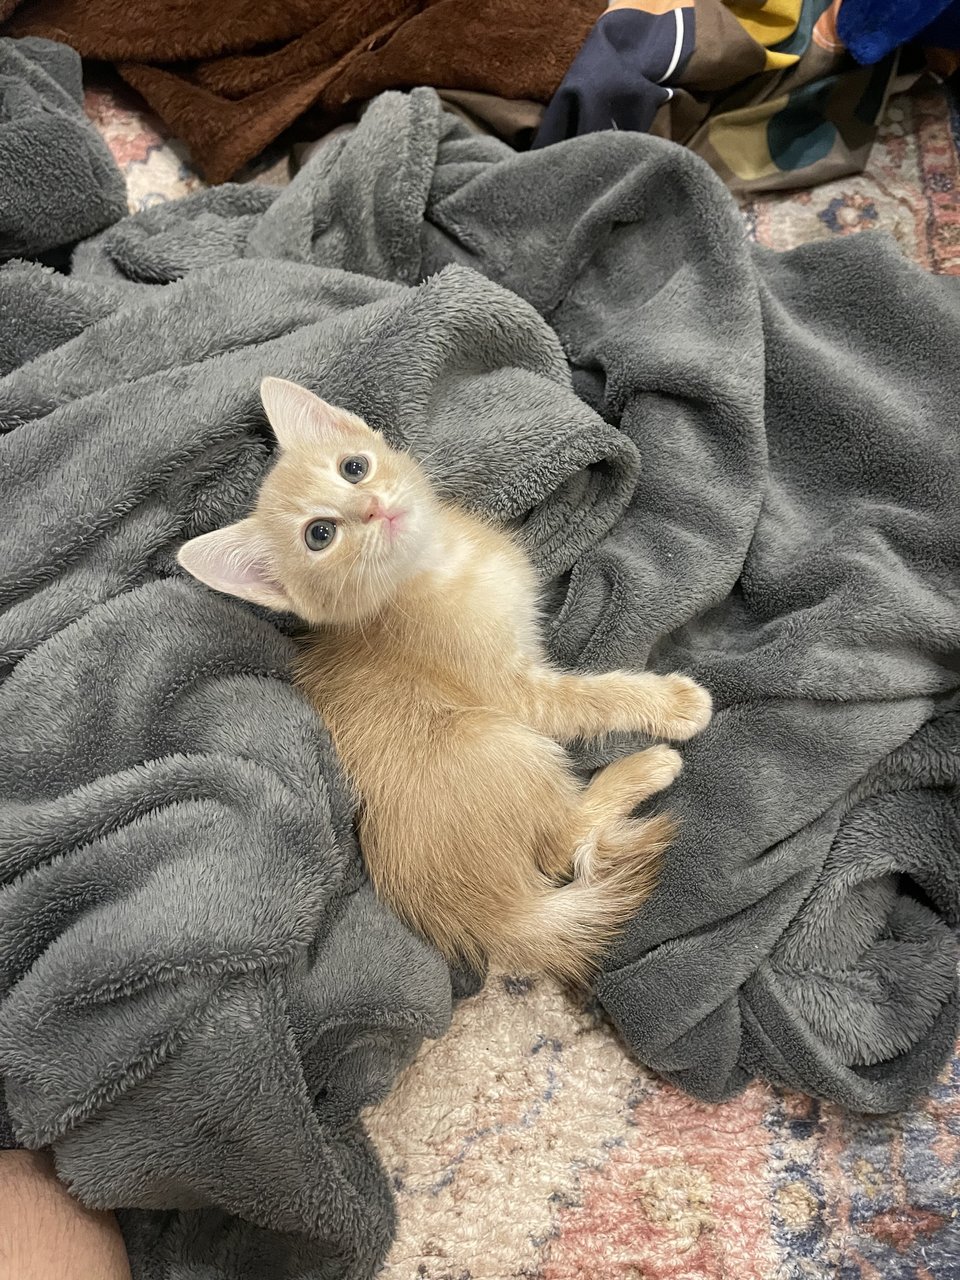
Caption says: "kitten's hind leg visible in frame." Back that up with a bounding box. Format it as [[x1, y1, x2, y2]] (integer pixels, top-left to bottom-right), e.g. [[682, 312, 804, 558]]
[[536, 745, 681, 882], [582, 745, 683, 823], [573, 746, 681, 886], [520, 668, 712, 743], [495, 790, 678, 983], [410, 713, 679, 982]]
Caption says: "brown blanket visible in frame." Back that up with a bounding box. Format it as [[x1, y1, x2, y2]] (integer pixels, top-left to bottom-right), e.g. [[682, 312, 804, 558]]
[[3, 0, 601, 181]]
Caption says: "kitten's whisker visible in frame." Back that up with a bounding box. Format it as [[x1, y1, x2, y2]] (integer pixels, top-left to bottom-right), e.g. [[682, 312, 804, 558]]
[[402, 440, 446, 472], [371, 554, 409, 632], [354, 537, 378, 650], [380, 558, 412, 625], [332, 540, 365, 623]]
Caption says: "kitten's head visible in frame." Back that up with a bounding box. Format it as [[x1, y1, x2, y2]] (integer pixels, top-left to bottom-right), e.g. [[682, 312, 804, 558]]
[[177, 377, 438, 626]]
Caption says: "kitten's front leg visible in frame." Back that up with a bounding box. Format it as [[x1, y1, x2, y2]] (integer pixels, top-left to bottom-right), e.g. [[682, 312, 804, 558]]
[[521, 667, 712, 743]]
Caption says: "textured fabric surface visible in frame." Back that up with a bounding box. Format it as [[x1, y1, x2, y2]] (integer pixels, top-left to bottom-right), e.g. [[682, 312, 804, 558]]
[[366, 84, 960, 1280], [838, 0, 956, 65], [0, 36, 125, 260], [0, 99, 643, 1276], [2, 82, 959, 1278], [2, 0, 602, 182], [38, 86, 960, 1111], [87, 73, 960, 276], [740, 83, 960, 271], [85, 78, 960, 1279], [368, 978, 960, 1279], [414, 90, 959, 1109]]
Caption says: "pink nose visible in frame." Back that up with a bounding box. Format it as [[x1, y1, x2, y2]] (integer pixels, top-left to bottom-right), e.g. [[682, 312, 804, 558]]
[[363, 499, 388, 522], [364, 500, 404, 532]]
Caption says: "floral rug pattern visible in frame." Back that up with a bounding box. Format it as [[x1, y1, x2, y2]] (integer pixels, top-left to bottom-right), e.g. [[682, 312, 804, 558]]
[[86, 80, 960, 1280], [367, 979, 959, 1280]]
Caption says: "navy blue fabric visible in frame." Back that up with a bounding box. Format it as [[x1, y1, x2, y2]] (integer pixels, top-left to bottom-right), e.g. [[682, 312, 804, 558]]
[[533, 7, 695, 148], [838, 0, 956, 65], [919, 2, 960, 49]]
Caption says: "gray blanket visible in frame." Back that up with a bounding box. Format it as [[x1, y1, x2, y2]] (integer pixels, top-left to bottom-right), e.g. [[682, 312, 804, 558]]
[[1, 87, 958, 1277], [0, 37, 127, 264]]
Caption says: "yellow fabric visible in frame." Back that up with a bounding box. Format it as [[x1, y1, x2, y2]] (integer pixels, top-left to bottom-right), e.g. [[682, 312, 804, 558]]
[[704, 92, 791, 179], [726, 0, 802, 69]]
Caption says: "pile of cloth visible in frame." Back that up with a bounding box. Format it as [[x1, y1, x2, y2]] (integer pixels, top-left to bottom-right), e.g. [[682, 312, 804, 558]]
[[0, 0, 598, 182], [1, 45, 958, 1274], [2, 0, 959, 191], [535, 0, 957, 192]]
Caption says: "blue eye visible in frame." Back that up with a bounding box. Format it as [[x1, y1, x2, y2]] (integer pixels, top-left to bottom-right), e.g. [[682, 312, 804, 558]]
[[339, 455, 369, 483], [304, 519, 336, 551]]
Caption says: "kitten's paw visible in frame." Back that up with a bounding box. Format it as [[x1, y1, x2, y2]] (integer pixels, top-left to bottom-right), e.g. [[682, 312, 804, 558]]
[[637, 744, 684, 792], [659, 674, 713, 740], [581, 746, 682, 827]]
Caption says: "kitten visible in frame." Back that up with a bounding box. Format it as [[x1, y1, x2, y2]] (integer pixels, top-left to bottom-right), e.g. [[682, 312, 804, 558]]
[[177, 378, 712, 981]]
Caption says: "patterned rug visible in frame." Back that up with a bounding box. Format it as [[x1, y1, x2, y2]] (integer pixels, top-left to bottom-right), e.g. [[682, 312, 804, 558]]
[[740, 84, 960, 276], [85, 81, 960, 1280]]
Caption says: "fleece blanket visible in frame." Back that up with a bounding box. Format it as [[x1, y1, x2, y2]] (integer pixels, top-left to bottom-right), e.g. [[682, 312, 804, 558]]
[[2, 0, 600, 182], [0, 36, 126, 261], [1, 88, 958, 1276], [0, 130, 637, 1278]]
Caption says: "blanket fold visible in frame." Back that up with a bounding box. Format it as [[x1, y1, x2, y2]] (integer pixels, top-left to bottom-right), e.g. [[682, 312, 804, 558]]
[[0, 36, 127, 260], [1, 86, 958, 1279], [0, 142, 641, 1275]]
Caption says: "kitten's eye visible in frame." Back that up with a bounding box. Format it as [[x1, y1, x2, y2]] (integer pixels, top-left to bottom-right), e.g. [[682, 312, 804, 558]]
[[304, 519, 337, 551], [339, 455, 369, 483]]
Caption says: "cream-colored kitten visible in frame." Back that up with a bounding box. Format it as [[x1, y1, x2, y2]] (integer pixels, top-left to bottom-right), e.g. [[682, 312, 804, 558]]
[[178, 378, 712, 981]]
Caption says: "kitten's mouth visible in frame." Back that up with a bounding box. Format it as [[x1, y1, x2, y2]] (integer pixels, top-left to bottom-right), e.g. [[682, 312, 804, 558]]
[[383, 510, 406, 541], [369, 506, 406, 541]]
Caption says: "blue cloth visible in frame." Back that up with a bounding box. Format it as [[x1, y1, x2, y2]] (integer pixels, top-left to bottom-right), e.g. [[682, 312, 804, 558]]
[[838, 0, 957, 65], [533, 6, 696, 149]]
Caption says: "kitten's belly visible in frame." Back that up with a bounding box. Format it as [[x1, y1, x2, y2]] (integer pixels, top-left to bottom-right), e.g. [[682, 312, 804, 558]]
[[328, 698, 569, 875]]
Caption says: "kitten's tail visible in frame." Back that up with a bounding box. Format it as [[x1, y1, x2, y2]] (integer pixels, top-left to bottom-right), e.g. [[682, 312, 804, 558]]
[[491, 812, 676, 985]]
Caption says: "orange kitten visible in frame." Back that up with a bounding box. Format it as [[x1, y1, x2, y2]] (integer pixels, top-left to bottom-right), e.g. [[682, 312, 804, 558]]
[[177, 379, 712, 981]]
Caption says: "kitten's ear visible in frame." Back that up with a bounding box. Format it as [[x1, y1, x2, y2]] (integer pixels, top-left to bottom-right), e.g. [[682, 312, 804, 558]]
[[260, 377, 373, 451], [177, 519, 293, 613]]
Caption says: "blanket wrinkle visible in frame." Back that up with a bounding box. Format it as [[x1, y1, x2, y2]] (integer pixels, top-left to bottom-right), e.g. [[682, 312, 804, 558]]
[[0, 37, 126, 260]]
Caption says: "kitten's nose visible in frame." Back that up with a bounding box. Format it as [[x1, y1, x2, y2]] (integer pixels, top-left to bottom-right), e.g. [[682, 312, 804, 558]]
[[363, 498, 405, 539]]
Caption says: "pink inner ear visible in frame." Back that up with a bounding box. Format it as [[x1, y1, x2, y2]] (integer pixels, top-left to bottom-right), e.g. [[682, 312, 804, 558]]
[[178, 521, 291, 612], [229, 557, 281, 590], [260, 376, 357, 451]]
